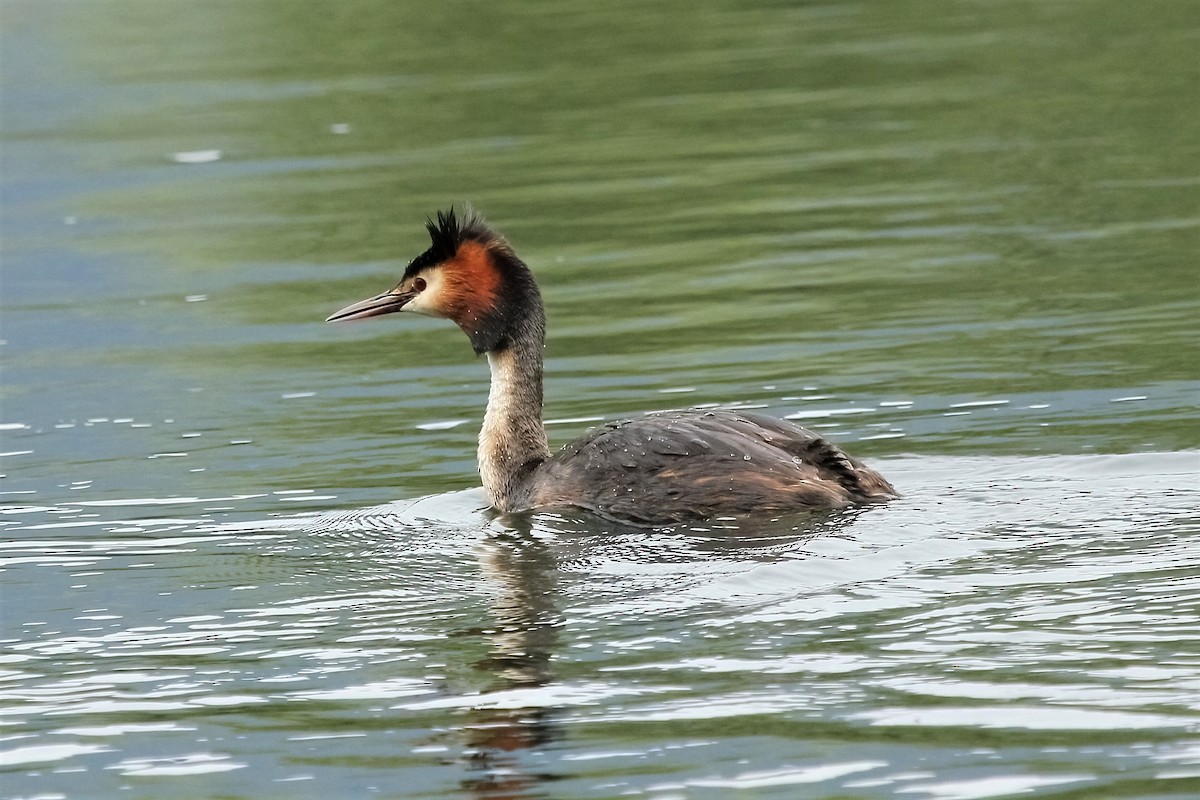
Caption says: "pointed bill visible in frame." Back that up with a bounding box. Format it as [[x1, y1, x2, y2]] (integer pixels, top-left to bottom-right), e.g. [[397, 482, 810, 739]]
[[325, 289, 416, 322]]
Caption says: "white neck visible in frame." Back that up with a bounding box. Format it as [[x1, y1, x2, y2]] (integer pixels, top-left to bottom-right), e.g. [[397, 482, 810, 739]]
[[478, 344, 550, 511]]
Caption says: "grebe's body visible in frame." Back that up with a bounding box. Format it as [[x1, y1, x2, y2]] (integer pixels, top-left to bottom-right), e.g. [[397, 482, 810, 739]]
[[327, 208, 895, 524]]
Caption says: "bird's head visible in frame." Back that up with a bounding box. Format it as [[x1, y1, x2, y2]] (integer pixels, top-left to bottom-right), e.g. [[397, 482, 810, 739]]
[[326, 207, 542, 354]]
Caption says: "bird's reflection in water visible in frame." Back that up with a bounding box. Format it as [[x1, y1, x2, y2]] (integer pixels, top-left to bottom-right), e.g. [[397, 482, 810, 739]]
[[453, 504, 871, 798], [460, 516, 563, 800]]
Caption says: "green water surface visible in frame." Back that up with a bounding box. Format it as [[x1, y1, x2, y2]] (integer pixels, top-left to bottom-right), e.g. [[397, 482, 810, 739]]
[[2, 1, 1198, 798]]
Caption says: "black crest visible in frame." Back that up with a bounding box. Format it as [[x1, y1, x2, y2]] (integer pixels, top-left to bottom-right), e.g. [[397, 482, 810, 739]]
[[403, 205, 500, 278]]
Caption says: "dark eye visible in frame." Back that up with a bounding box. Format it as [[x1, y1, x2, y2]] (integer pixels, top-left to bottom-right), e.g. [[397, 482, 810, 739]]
[[412, 276, 427, 292]]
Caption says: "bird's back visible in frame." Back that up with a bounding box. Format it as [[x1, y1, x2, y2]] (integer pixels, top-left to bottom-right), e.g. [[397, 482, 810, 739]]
[[528, 409, 896, 524]]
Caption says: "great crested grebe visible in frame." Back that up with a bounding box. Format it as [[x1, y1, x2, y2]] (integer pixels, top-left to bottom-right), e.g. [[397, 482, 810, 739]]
[[326, 208, 896, 524]]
